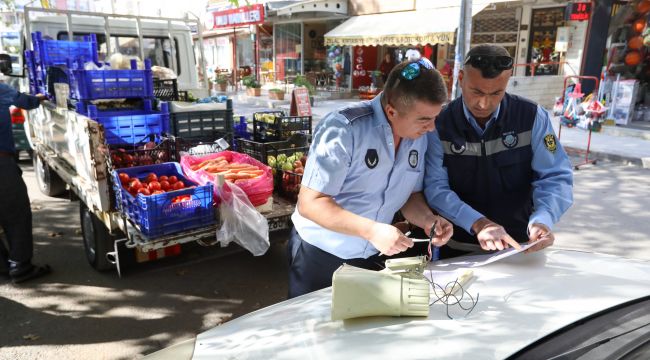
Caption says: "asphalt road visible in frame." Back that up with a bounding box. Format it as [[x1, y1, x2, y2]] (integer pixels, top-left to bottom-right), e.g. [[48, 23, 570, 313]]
[[1, 154, 650, 359]]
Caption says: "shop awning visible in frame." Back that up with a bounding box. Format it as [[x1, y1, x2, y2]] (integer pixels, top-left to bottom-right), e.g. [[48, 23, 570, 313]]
[[324, 3, 503, 47]]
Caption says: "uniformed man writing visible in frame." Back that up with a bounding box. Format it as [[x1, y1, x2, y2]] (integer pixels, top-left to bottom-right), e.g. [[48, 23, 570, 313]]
[[424, 44, 573, 259], [288, 59, 453, 298]]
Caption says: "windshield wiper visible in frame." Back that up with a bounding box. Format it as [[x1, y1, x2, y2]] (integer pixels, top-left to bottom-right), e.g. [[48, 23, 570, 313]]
[[548, 321, 650, 360]]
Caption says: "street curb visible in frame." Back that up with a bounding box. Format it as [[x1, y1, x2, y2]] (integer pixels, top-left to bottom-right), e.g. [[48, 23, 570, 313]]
[[564, 146, 650, 168]]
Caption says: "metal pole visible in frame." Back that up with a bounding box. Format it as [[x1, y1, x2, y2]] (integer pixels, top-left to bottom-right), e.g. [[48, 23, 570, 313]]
[[167, 20, 177, 74], [104, 15, 112, 59], [135, 17, 145, 63], [233, 27, 237, 89], [451, 0, 472, 100]]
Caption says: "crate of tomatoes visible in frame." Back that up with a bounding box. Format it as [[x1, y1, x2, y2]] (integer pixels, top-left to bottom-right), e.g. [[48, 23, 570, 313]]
[[112, 162, 214, 239], [278, 154, 307, 202]]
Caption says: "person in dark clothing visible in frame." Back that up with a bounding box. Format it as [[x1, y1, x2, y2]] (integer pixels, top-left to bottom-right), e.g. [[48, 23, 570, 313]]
[[378, 53, 396, 83], [0, 82, 51, 283], [424, 44, 573, 259]]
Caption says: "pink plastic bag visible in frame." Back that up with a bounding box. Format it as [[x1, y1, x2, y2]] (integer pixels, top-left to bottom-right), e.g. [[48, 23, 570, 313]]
[[180, 150, 273, 206]]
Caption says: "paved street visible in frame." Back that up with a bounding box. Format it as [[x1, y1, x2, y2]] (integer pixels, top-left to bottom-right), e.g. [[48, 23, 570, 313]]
[[1, 153, 650, 359]]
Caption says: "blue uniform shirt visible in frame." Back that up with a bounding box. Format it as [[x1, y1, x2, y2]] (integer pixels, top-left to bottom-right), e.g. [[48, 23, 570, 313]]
[[424, 101, 573, 234], [292, 95, 427, 259], [0, 83, 40, 153]]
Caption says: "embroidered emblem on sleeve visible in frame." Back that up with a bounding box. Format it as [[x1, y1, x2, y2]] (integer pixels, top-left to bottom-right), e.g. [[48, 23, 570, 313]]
[[544, 134, 557, 153]]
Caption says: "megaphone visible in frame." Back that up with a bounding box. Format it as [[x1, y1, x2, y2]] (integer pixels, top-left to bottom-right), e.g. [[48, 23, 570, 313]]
[[331, 256, 430, 321]]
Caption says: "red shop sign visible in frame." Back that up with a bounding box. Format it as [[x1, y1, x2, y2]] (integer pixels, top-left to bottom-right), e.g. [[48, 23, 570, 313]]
[[209, 4, 265, 29]]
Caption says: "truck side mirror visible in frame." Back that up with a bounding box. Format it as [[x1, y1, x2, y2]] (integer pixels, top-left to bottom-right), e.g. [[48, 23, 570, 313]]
[[0, 54, 12, 75]]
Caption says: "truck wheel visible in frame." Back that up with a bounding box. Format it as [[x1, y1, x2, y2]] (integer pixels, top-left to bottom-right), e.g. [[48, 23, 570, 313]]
[[33, 154, 66, 196], [80, 202, 116, 271]]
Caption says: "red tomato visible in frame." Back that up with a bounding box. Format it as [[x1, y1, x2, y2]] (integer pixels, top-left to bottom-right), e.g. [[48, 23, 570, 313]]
[[168, 175, 178, 184], [128, 178, 142, 190], [118, 173, 130, 185], [148, 181, 162, 191], [160, 180, 171, 191], [152, 190, 165, 195], [172, 195, 191, 203], [159, 175, 168, 182], [173, 181, 185, 190], [137, 187, 151, 196], [145, 173, 158, 183]]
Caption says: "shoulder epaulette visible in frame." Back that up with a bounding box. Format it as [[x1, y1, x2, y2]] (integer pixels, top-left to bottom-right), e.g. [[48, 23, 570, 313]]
[[339, 105, 373, 122]]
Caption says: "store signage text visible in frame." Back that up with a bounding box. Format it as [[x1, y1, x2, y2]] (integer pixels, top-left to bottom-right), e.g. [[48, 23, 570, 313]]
[[568, 2, 591, 21], [324, 32, 456, 47], [210, 4, 265, 29]]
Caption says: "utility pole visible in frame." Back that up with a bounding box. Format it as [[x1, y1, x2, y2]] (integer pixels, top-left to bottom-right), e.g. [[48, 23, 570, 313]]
[[451, 0, 472, 100]]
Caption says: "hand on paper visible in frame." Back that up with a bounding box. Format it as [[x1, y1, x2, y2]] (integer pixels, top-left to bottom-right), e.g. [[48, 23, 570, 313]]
[[473, 218, 522, 251], [526, 223, 554, 253]]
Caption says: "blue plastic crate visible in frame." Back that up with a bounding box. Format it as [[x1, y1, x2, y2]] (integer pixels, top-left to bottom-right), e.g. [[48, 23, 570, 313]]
[[112, 162, 214, 239], [81, 100, 169, 145], [69, 58, 153, 100], [31, 31, 98, 67]]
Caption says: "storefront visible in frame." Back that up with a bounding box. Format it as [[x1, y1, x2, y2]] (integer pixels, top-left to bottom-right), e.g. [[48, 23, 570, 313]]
[[598, 0, 650, 126], [323, 4, 497, 95], [267, 0, 349, 89], [202, 3, 266, 87]]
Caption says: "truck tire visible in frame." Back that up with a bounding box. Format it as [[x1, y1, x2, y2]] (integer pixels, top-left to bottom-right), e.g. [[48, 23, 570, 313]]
[[33, 154, 66, 196], [80, 202, 117, 271]]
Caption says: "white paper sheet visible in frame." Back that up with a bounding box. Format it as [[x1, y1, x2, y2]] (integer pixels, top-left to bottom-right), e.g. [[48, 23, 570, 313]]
[[431, 239, 544, 268]]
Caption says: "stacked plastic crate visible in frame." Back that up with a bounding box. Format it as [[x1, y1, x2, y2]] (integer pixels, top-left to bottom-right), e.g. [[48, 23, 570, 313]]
[[25, 32, 213, 239], [25, 31, 98, 97]]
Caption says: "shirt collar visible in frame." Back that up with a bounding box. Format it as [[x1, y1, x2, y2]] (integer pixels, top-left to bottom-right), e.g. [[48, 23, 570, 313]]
[[461, 99, 501, 136], [371, 93, 390, 127]]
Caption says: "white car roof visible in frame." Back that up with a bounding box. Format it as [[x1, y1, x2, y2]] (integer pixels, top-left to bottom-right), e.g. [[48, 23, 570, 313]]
[[193, 249, 650, 359]]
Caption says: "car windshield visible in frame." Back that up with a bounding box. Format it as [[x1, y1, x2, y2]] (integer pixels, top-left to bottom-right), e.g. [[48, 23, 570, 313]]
[[508, 296, 650, 360]]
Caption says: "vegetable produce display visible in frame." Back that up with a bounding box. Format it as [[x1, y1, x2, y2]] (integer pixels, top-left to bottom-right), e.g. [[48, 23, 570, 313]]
[[118, 171, 192, 203], [189, 156, 265, 184], [110, 141, 170, 168], [266, 151, 307, 175], [279, 154, 307, 201]]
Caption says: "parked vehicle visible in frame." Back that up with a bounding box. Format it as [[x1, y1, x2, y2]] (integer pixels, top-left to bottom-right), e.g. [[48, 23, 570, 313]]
[[144, 249, 650, 359], [20, 7, 295, 276]]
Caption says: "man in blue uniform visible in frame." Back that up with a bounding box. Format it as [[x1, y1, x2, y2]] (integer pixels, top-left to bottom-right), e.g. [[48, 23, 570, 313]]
[[0, 82, 51, 283], [288, 59, 454, 298], [424, 44, 573, 258]]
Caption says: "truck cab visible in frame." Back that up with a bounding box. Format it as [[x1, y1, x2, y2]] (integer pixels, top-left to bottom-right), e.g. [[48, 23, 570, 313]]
[[26, 15, 206, 96]]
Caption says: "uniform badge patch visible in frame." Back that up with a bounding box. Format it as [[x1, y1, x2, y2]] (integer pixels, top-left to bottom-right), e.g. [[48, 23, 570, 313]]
[[544, 134, 557, 153], [450, 142, 466, 155], [365, 149, 379, 169], [502, 132, 518, 148], [408, 150, 418, 168]]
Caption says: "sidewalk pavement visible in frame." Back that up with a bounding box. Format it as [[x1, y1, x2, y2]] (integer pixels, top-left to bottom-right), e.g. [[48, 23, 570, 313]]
[[551, 117, 650, 168], [229, 90, 650, 168]]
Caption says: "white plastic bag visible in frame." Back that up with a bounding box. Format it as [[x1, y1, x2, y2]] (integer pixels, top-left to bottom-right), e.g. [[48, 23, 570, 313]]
[[216, 180, 270, 256]]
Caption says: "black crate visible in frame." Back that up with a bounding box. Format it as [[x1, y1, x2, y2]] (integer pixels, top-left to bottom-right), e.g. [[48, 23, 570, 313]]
[[153, 78, 179, 101], [252, 111, 312, 142], [169, 99, 233, 140], [235, 136, 309, 165], [108, 137, 175, 170]]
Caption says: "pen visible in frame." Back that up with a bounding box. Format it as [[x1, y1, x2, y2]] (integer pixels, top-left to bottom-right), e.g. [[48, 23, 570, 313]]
[[428, 220, 440, 261]]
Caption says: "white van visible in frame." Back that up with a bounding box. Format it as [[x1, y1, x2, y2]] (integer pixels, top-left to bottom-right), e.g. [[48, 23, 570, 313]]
[[20, 7, 209, 96]]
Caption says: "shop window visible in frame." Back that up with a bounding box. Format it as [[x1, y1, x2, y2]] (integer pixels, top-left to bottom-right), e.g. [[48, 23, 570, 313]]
[[526, 7, 566, 76], [274, 23, 301, 81]]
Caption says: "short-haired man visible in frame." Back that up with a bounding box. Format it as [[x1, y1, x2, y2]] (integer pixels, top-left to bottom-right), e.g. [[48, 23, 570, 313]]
[[289, 59, 453, 298], [424, 44, 573, 258]]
